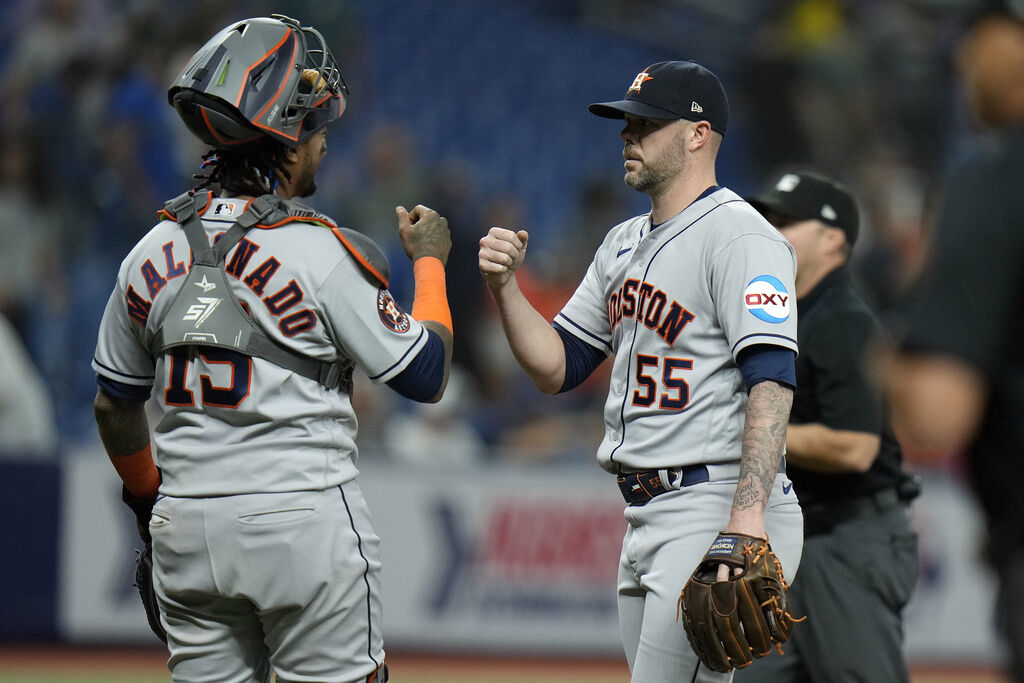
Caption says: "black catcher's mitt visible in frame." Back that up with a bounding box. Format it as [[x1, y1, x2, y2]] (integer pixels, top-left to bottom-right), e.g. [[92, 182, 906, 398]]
[[134, 543, 167, 644], [121, 484, 166, 643], [678, 532, 801, 673]]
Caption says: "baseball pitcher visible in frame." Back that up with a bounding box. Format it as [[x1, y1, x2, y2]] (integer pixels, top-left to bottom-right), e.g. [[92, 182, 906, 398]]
[[479, 61, 804, 681]]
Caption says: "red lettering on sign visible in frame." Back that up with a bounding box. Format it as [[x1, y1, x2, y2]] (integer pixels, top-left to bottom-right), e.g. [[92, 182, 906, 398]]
[[483, 502, 623, 582]]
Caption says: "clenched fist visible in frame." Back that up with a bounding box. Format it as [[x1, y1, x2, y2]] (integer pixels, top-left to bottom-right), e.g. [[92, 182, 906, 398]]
[[397, 205, 451, 265], [478, 226, 529, 289]]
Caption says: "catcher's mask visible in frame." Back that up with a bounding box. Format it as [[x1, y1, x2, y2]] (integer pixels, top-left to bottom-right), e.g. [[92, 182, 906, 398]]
[[168, 14, 347, 148]]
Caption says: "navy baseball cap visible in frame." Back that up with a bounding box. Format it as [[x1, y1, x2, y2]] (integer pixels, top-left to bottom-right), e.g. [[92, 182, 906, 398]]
[[588, 60, 729, 136], [747, 171, 860, 247]]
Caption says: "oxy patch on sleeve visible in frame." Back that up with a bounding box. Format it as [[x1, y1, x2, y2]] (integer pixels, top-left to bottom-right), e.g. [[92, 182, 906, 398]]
[[743, 275, 791, 323]]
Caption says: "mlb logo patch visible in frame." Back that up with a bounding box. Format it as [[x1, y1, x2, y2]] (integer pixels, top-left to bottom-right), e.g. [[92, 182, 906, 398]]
[[744, 275, 791, 323], [212, 201, 239, 216]]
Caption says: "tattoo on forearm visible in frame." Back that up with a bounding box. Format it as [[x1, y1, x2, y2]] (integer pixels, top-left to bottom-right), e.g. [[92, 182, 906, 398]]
[[734, 381, 793, 512]]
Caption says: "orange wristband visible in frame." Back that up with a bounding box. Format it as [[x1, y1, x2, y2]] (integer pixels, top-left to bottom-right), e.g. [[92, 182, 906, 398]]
[[411, 256, 453, 334], [109, 443, 160, 499]]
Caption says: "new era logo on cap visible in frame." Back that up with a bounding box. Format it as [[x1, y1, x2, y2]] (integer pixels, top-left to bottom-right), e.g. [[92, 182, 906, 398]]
[[821, 204, 837, 220], [691, 101, 702, 113]]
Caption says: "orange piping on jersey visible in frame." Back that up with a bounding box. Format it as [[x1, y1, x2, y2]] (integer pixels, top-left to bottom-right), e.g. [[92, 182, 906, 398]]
[[331, 228, 388, 287], [234, 31, 293, 107], [256, 215, 337, 230]]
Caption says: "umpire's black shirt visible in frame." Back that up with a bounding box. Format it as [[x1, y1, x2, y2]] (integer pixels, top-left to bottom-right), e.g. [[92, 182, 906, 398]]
[[789, 264, 906, 509]]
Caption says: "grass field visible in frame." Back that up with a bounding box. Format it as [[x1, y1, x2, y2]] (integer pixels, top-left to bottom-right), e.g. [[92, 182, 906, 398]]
[[0, 646, 1010, 682]]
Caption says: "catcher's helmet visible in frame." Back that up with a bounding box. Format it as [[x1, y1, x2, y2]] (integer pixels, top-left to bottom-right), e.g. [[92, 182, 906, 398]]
[[168, 14, 347, 148]]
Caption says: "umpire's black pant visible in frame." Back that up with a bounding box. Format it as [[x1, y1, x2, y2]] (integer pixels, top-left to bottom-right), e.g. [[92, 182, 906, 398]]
[[733, 501, 918, 683]]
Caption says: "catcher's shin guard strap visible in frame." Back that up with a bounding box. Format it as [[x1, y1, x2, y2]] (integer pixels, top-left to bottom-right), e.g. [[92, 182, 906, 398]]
[[109, 442, 160, 500], [412, 256, 452, 333]]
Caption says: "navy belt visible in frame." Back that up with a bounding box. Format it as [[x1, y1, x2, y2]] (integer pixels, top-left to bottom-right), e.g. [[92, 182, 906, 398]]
[[617, 465, 710, 506]]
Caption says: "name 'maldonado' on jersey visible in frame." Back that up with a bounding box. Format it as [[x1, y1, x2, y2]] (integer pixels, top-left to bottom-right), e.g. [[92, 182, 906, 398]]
[[556, 187, 798, 473], [92, 197, 428, 497]]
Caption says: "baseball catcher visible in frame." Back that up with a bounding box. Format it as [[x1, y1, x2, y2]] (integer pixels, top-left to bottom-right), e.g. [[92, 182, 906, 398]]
[[94, 11, 449, 681], [679, 532, 802, 673]]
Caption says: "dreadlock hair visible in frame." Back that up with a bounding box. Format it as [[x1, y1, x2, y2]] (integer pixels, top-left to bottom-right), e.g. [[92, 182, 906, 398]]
[[193, 137, 294, 197]]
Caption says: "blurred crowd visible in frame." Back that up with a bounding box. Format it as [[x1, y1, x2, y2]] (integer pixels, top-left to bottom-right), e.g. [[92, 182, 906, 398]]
[[0, 0, 997, 466]]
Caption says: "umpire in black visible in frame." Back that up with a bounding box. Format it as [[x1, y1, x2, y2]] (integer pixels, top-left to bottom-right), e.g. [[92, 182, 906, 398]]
[[736, 171, 920, 683]]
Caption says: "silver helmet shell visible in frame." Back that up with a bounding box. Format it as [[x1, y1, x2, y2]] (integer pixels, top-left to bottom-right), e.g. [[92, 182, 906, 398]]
[[168, 14, 347, 148]]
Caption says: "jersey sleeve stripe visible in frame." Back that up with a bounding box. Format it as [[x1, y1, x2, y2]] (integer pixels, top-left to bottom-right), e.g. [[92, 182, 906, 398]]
[[730, 332, 798, 355], [97, 375, 152, 401], [92, 358, 155, 383], [554, 313, 612, 352], [368, 327, 426, 381]]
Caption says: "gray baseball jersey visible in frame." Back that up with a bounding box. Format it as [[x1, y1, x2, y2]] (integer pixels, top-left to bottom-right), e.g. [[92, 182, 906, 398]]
[[93, 195, 427, 497], [556, 187, 798, 473]]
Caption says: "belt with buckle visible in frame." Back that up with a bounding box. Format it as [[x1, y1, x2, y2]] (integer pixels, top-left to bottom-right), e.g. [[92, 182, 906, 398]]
[[617, 465, 710, 506]]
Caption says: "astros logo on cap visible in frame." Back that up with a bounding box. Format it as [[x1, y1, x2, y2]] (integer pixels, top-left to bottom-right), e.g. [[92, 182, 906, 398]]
[[743, 275, 791, 323], [628, 71, 652, 93]]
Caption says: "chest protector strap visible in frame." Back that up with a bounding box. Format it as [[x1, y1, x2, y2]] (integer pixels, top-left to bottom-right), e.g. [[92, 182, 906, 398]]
[[151, 191, 353, 392]]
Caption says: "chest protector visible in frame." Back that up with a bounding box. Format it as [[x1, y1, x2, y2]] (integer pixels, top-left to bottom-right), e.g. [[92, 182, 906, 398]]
[[150, 191, 387, 393]]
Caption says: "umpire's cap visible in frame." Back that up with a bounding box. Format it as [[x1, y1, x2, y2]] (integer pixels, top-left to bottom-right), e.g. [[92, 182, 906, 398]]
[[747, 171, 860, 247], [168, 14, 347, 148], [589, 61, 729, 136]]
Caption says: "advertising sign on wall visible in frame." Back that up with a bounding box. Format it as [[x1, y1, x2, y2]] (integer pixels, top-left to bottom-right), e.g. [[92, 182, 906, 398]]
[[56, 451, 1004, 666]]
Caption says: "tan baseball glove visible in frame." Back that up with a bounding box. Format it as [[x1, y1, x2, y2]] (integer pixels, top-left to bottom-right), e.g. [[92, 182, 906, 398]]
[[678, 532, 801, 673]]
